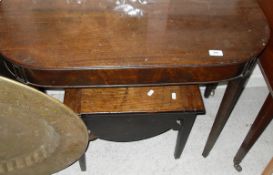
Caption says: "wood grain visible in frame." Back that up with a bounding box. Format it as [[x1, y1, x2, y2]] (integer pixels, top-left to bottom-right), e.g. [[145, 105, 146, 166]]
[[231, 0, 273, 170], [64, 88, 82, 113], [0, 0, 269, 87], [65, 85, 204, 114], [258, 0, 273, 96]]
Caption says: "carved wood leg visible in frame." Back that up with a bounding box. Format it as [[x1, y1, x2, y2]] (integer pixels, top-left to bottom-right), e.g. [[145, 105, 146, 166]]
[[204, 83, 218, 98], [233, 94, 273, 172], [79, 153, 87, 171], [174, 115, 197, 159], [202, 77, 249, 157]]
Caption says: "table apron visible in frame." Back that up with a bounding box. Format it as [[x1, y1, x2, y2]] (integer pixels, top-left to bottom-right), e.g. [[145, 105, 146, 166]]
[[9, 63, 247, 88]]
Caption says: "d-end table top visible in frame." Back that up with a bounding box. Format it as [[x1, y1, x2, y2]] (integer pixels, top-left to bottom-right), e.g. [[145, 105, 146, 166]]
[[0, 0, 269, 69], [258, 0, 273, 96], [0, 0, 270, 87]]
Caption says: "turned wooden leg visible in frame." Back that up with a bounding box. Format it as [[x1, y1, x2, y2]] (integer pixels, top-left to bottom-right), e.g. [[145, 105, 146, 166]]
[[79, 153, 87, 171], [204, 83, 218, 98], [233, 94, 273, 172], [202, 77, 248, 157], [174, 115, 197, 159]]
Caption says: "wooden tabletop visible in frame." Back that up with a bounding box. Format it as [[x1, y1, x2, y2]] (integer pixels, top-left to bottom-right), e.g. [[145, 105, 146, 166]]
[[258, 0, 273, 96], [0, 0, 269, 87]]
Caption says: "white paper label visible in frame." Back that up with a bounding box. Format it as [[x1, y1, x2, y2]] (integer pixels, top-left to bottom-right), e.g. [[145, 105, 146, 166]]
[[209, 50, 224, 57], [172, 92, 177, 100], [147, 89, 154, 96]]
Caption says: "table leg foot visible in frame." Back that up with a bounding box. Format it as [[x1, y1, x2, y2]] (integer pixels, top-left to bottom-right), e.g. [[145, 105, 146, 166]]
[[233, 94, 273, 167], [234, 164, 242, 172], [202, 151, 209, 158]]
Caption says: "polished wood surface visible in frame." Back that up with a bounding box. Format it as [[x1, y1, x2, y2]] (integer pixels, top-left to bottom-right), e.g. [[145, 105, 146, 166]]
[[202, 71, 254, 157], [65, 85, 204, 159], [0, 0, 269, 87], [233, 94, 273, 171], [65, 85, 204, 114], [260, 41, 273, 95], [203, 0, 273, 159], [232, 0, 273, 171], [259, 0, 273, 95]]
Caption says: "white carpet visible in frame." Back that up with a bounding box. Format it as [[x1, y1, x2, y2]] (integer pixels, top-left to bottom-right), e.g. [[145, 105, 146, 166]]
[[49, 86, 273, 175]]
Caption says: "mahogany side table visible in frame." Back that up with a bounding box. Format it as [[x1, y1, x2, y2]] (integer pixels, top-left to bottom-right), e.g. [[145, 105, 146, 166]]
[[64, 85, 205, 170], [0, 0, 270, 158]]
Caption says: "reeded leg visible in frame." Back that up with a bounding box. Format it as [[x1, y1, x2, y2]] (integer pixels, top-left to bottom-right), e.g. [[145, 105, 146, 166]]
[[79, 154, 87, 171], [233, 94, 273, 171], [202, 77, 248, 157], [204, 83, 218, 98], [174, 115, 197, 159]]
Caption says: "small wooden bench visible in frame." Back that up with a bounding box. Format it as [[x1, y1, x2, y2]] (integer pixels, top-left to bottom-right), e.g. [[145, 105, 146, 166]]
[[64, 85, 205, 170]]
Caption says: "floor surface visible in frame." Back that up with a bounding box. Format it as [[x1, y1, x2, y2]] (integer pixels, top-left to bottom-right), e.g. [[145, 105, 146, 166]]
[[50, 86, 273, 175]]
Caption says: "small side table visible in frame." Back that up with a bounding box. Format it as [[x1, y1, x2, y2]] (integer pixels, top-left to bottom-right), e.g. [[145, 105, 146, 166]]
[[64, 85, 205, 170]]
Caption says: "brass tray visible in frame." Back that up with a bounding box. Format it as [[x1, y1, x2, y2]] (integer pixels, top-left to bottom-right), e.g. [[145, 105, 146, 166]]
[[0, 76, 89, 175]]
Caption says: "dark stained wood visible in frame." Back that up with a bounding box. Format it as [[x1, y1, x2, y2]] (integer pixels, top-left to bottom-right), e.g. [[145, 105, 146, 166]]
[[258, 0, 273, 95], [0, 0, 270, 163], [204, 83, 218, 98], [66, 85, 204, 114], [174, 115, 196, 159], [19, 64, 246, 87], [202, 61, 256, 157], [16, 63, 248, 87], [0, 0, 269, 87], [203, 0, 273, 160], [259, 40, 273, 95], [81, 112, 200, 159], [232, 0, 273, 171], [64, 88, 82, 113], [65, 85, 205, 158], [78, 154, 87, 172], [81, 113, 180, 141], [233, 94, 273, 171], [0, 56, 14, 78]]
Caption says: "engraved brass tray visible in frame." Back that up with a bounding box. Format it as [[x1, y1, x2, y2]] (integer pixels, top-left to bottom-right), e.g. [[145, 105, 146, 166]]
[[0, 76, 89, 175]]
